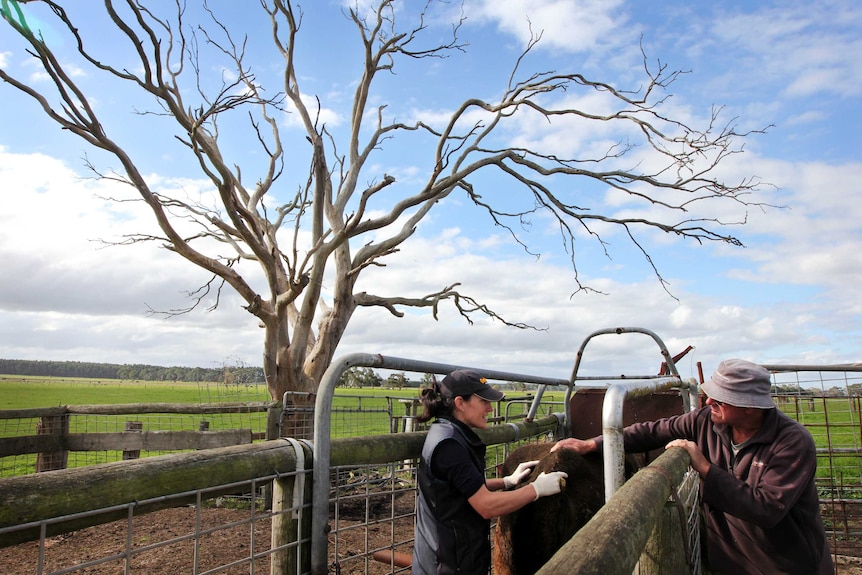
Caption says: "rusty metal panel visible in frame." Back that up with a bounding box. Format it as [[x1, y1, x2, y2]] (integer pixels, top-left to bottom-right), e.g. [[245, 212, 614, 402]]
[[568, 388, 686, 439]]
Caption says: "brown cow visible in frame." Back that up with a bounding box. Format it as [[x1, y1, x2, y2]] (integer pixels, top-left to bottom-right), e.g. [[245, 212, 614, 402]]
[[492, 442, 638, 575]]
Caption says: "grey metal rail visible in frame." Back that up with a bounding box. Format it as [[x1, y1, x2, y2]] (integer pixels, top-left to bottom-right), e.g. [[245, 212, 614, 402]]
[[564, 327, 698, 501]]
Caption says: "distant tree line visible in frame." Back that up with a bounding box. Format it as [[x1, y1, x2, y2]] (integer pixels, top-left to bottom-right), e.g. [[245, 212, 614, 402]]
[[334, 368, 522, 392], [1, 358, 588, 391], [0, 359, 264, 383], [336, 368, 435, 389]]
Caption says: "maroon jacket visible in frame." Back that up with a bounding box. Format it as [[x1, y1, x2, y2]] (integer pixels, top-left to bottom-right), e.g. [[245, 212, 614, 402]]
[[595, 406, 833, 574]]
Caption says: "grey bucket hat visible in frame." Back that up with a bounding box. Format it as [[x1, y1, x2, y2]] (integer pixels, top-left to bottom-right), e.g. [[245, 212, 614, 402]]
[[700, 358, 775, 409]]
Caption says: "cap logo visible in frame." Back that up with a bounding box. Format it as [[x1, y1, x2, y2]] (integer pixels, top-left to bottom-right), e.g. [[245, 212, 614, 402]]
[[479, 377, 487, 384]]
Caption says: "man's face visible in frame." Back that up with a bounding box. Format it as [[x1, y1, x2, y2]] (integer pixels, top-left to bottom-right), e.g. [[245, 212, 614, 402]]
[[706, 396, 753, 427]]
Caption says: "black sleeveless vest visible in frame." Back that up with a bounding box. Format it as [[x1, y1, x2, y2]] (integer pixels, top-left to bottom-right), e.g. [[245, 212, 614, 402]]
[[413, 417, 490, 575]]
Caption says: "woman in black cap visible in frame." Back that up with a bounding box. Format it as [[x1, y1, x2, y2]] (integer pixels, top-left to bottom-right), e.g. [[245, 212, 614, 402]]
[[412, 369, 566, 575]]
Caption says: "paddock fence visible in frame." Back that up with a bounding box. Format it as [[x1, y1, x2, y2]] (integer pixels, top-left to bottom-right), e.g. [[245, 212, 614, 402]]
[[0, 414, 703, 575], [0, 402, 280, 477], [0, 392, 563, 479], [0, 415, 563, 575], [763, 365, 862, 560], [1, 355, 861, 574]]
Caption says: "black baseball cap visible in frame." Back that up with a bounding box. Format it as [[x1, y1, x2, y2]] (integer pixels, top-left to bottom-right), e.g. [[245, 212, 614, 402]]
[[440, 369, 504, 401]]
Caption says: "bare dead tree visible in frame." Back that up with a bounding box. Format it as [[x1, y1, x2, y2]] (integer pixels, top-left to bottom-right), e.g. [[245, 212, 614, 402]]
[[0, 0, 768, 401]]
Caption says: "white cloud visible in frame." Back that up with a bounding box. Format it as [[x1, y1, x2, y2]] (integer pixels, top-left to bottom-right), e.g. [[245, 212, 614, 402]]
[[0, 144, 859, 377], [1, 1, 860, 382], [283, 93, 344, 129], [468, 0, 632, 53], [710, 3, 862, 98], [785, 110, 827, 126]]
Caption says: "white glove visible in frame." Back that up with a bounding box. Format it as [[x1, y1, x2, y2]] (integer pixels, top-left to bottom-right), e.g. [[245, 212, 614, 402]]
[[503, 460, 539, 489], [531, 471, 568, 500]]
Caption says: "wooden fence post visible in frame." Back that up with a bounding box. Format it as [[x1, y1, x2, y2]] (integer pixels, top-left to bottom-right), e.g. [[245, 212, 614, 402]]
[[271, 440, 312, 575], [122, 421, 143, 460], [35, 412, 69, 472], [266, 404, 281, 440], [638, 499, 690, 575]]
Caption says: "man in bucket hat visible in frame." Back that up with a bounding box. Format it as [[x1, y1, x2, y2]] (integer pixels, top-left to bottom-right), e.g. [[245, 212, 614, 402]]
[[553, 359, 833, 574]]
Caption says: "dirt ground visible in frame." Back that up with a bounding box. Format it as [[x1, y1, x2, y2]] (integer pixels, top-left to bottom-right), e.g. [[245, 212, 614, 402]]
[[0, 502, 409, 575], [0, 507, 273, 575], [2, 505, 862, 575]]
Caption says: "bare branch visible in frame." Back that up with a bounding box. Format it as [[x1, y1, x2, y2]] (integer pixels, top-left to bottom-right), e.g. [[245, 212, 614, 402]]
[[355, 284, 545, 331], [145, 272, 229, 317], [0, 0, 771, 399]]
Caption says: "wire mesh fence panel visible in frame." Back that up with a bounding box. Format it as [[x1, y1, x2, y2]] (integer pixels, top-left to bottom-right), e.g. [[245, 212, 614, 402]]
[[195, 381, 272, 405], [0, 405, 274, 478], [328, 460, 418, 575], [0, 471, 311, 575], [0, 416, 41, 476], [331, 396, 394, 438], [770, 368, 862, 560], [281, 392, 565, 441], [679, 467, 703, 575], [502, 397, 565, 424], [1, 376, 277, 477]]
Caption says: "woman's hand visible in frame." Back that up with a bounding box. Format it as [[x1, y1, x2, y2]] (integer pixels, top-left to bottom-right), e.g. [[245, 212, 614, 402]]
[[503, 460, 539, 489], [531, 471, 568, 500]]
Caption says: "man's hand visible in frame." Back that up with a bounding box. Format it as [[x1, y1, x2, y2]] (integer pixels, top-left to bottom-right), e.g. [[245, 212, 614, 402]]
[[665, 439, 711, 477], [531, 471, 568, 500], [550, 437, 597, 455], [503, 460, 539, 489]]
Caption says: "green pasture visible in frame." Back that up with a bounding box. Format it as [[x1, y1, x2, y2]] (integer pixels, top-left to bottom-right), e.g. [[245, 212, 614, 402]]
[[0, 376, 265, 476], [0, 375, 566, 477], [0, 375, 271, 408], [2, 376, 857, 489], [0, 375, 566, 411], [775, 395, 862, 489]]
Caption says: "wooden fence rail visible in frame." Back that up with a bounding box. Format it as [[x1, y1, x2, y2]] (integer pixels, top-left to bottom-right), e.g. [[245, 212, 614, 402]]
[[0, 416, 698, 575], [0, 402, 281, 472], [537, 447, 694, 575]]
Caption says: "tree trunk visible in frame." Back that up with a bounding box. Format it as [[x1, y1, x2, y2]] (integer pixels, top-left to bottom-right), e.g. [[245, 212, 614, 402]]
[[262, 316, 317, 440]]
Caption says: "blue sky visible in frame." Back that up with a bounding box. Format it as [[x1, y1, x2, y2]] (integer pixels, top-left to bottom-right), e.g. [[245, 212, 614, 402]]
[[0, 0, 860, 383]]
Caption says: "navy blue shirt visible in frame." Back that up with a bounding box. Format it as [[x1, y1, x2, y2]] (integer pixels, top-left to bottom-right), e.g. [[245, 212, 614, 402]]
[[413, 417, 491, 575], [431, 434, 487, 499]]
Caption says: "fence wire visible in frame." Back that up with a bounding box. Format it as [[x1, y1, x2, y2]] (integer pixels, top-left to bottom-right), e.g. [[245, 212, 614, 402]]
[[0, 407, 273, 477], [679, 467, 702, 575], [0, 471, 310, 575], [4, 374, 862, 574], [768, 368, 862, 562]]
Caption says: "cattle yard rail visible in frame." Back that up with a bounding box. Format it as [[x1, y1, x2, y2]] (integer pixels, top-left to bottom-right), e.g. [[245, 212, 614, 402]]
[[1, 332, 860, 574]]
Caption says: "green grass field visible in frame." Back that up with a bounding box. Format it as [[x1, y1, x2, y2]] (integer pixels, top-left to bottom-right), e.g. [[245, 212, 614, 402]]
[[0, 376, 273, 476], [0, 376, 565, 476], [774, 395, 862, 488], [0, 375, 567, 409], [2, 376, 858, 488], [0, 375, 272, 408]]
